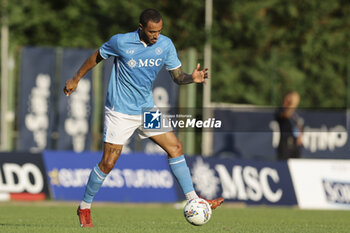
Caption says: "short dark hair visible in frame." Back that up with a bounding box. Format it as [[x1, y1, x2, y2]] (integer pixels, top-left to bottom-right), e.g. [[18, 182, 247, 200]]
[[139, 9, 162, 27]]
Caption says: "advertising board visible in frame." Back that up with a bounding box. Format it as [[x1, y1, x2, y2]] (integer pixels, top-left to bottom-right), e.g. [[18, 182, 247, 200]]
[[42, 151, 181, 202], [288, 159, 350, 209], [186, 156, 297, 205], [0, 152, 50, 201]]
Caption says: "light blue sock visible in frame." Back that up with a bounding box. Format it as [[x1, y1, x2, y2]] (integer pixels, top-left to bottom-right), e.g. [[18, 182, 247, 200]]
[[83, 164, 107, 203], [168, 155, 195, 194]]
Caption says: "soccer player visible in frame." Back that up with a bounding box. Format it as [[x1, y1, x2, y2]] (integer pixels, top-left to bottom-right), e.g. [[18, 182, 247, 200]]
[[64, 8, 224, 228]]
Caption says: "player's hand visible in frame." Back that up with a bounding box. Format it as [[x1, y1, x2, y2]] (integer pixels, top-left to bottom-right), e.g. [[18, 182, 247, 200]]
[[192, 63, 209, 84], [63, 78, 78, 96]]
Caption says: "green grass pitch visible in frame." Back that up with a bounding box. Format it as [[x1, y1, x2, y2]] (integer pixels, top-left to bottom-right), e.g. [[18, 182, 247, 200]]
[[0, 202, 349, 233]]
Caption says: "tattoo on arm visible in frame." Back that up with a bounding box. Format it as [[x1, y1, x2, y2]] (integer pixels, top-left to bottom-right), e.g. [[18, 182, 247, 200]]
[[169, 68, 193, 85]]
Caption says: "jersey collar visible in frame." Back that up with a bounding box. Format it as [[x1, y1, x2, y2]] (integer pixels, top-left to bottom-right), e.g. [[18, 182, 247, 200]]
[[135, 29, 147, 47]]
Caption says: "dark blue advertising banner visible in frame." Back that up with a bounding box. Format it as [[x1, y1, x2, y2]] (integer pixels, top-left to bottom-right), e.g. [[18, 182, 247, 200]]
[[17, 47, 56, 152], [213, 110, 275, 160], [56, 49, 94, 152], [297, 110, 348, 158], [213, 109, 350, 160], [42, 151, 181, 202], [186, 156, 297, 206]]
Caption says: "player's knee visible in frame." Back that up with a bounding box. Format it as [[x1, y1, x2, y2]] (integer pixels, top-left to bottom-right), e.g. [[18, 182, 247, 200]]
[[169, 141, 183, 157], [99, 160, 115, 174]]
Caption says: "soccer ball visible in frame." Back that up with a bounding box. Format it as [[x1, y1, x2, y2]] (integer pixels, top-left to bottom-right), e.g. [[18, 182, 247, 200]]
[[183, 198, 212, 226]]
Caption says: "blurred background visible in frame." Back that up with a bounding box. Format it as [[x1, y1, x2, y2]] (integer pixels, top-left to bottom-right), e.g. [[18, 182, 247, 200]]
[[0, 0, 349, 208]]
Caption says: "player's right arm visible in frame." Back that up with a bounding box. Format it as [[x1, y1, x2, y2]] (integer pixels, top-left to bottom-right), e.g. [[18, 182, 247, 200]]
[[63, 50, 104, 96], [169, 63, 208, 85]]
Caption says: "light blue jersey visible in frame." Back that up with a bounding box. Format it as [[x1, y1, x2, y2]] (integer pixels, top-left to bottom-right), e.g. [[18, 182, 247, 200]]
[[100, 30, 181, 115]]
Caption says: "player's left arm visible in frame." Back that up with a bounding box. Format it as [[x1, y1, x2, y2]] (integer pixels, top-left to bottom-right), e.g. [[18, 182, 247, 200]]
[[169, 63, 209, 85]]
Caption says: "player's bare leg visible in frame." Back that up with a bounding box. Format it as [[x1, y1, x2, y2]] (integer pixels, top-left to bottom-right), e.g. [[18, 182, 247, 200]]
[[150, 131, 183, 159], [150, 132, 224, 209], [98, 142, 123, 173], [77, 143, 123, 227]]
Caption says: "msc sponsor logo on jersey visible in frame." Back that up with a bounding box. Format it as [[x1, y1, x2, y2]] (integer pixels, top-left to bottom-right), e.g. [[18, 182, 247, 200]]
[[143, 110, 161, 129], [127, 58, 162, 68]]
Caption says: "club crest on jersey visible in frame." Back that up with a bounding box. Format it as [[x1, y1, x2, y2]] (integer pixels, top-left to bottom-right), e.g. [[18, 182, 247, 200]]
[[155, 47, 162, 55]]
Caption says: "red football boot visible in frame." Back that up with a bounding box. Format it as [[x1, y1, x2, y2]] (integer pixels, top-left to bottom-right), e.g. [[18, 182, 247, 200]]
[[203, 197, 224, 210], [77, 207, 94, 227]]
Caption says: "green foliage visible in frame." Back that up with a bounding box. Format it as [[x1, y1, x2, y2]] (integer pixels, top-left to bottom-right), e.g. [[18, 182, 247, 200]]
[[4, 0, 350, 108], [7, 0, 205, 48], [211, 0, 349, 108]]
